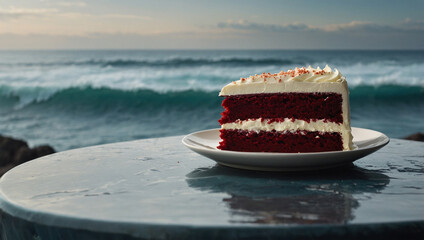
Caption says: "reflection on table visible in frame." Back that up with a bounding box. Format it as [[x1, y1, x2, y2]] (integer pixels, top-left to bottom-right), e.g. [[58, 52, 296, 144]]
[[186, 164, 390, 224]]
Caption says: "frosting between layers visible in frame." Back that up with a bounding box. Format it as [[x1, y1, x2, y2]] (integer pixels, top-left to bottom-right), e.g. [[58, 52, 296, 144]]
[[221, 118, 352, 150]]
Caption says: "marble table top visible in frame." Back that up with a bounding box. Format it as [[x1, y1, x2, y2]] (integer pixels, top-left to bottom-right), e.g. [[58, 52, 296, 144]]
[[0, 136, 423, 239]]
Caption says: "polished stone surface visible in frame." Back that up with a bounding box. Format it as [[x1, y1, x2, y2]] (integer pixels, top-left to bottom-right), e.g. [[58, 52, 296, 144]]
[[0, 136, 423, 239]]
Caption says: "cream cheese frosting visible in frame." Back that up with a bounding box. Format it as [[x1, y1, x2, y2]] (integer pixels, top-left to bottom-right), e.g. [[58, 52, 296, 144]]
[[219, 65, 353, 150], [219, 65, 345, 96]]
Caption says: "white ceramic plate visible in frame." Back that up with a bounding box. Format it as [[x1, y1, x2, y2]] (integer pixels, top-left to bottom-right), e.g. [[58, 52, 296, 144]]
[[182, 127, 389, 171]]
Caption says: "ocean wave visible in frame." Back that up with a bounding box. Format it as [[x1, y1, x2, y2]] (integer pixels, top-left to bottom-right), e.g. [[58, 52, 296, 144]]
[[0, 57, 300, 68], [0, 85, 221, 110], [350, 84, 424, 100], [1, 84, 422, 111], [1, 60, 423, 93]]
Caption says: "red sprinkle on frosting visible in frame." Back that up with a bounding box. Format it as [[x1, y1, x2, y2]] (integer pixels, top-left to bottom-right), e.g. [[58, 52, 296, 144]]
[[244, 67, 330, 83]]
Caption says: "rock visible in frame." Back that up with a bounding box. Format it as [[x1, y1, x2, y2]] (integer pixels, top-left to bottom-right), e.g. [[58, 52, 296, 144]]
[[33, 145, 55, 158], [14, 148, 37, 165], [0, 136, 28, 166], [0, 135, 56, 175], [0, 136, 28, 153], [403, 133, 424, 142], [0, 150, 12, 166]]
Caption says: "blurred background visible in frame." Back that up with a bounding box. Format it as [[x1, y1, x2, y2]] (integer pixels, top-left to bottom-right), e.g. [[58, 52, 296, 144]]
[[0, 0, 423, 151]]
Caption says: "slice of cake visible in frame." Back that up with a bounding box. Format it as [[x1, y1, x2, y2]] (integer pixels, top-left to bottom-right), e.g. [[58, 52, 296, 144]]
[[217, 65, 353, 153]]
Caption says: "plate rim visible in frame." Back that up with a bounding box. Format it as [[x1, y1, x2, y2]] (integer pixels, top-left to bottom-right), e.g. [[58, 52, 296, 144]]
[[182, 127, 390, 156]]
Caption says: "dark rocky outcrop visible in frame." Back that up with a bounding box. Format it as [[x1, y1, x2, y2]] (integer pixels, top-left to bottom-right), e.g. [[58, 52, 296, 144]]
[[0, 135, 55, 176], [403, 133, 424, 142]]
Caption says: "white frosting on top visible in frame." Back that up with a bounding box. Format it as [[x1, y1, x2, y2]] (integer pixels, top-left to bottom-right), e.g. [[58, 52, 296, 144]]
[[244, 65, 343, 84], [219, 65, 345, 96]]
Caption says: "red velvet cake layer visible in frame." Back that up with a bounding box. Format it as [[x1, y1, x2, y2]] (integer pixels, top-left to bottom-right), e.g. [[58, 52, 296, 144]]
[[218, 129, 343, 153], [219, 93, 343, 124]]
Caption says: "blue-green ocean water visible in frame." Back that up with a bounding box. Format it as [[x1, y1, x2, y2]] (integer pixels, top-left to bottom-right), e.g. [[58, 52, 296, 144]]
[[0, 50, 423, 151]]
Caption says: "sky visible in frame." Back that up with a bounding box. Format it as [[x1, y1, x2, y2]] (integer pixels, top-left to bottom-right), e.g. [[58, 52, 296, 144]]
[[0, 0, 423, 49]]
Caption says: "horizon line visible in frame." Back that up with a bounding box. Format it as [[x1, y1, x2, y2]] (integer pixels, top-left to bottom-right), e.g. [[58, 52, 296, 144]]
[[1, 48, 424, 51]]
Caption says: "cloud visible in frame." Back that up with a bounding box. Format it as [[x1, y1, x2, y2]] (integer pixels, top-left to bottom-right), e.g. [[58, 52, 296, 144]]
[[1, 8, 423, 50], [102, 14, 152, 21], [54, 12, 152, 21], [211, 19, 424, 50], [0, 32, 232, 49], [218, 19, 424, 34], [323, 20, 424, 33], [1, 25, 423, 50], [324, 21, 386, 32], [0, 6, 150, 23], [401, 18, 424, 30], [58, 2, 86, 8], [0, 7, 58, 20], [218, 20, 313, 32], [0, 7, 153, 36]]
